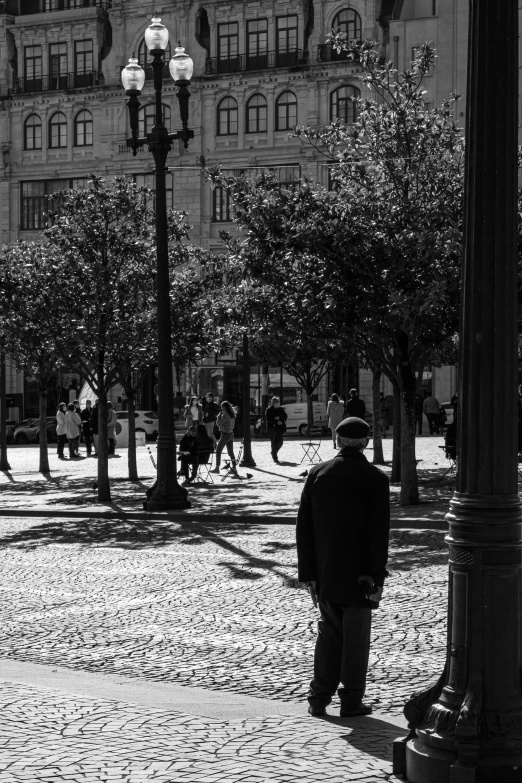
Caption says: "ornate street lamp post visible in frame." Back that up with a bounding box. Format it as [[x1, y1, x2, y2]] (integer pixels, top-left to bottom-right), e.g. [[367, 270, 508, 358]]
[[394, 1, 522, 780], [121, 14, 193, 510]]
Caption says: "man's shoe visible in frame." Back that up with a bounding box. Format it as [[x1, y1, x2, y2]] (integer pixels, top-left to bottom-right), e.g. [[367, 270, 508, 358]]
[[308, 705, 326, 717], [340, 704, 373, 717]]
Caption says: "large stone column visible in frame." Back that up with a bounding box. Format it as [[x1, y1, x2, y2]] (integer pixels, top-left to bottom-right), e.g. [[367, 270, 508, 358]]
[[394, 1, 522, 781]]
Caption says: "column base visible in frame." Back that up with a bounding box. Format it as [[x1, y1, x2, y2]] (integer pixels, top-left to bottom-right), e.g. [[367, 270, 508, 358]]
[[239, 457, 257, 468], [143, 485, 191, 511], [402, 736, 522, 783]]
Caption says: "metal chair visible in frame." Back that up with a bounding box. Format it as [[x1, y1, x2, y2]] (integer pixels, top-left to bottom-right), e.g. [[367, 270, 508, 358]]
[[221, 443, 242, 481], [300, 426, 323, 464], [194, 450, 214, 484], [436, 445, 457, 483]]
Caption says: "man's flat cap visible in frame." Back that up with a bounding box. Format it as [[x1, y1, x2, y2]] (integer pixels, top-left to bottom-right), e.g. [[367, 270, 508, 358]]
[[336, 417, 370, 438]]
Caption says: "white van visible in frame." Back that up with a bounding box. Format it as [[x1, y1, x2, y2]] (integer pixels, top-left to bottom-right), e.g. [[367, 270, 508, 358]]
[[255, 402, 328, 435]]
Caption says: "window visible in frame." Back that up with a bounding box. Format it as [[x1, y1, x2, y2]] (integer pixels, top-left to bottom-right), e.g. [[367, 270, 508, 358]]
[[49, 111, 67, 148], [212, 186, 232, 222], [21, 179, 68, 230], [74, 110, 93, 146], [138, 103, 171, 137], [24, 114, 42, 150], [133, 172, 174, 211], [276, 15, 298, 67], [24, 45, 42, 91], [246, 94, 267, 133], [74, 40, 94, 87], [137, 37, 171, 79], [49, 42, 68, 89], [218, 23, 239, 73], [332, 9, 362, 40], [217, 97, 238, 136], [247, 19, 268, 70], [330, 85, 360, 124], [275, 91, 297, 131]]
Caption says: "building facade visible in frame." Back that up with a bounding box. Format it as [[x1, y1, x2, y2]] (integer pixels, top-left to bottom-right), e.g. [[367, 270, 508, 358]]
[[0, 0, 478, 419]]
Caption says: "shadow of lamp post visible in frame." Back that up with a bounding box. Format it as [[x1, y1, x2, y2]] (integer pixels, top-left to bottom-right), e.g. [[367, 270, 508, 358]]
[[393, 1, 522, 780], [121, 14, 193, 510]]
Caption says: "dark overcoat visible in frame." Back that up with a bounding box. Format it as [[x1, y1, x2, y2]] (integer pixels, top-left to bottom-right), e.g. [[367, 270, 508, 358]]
[[296, 447, 390, 606]]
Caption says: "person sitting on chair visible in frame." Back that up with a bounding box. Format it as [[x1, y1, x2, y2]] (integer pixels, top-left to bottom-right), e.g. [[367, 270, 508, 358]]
[[195, 424, 214, 476], [178, 426, 198, 485]]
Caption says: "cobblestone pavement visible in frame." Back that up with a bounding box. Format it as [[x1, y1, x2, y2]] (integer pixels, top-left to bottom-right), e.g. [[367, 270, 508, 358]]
[[0, 679, 403, 782], [0, 435, 458, 521]]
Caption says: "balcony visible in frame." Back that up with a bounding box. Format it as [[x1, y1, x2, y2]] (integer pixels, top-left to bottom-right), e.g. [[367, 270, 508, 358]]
[[20, 0, 110, 13], [204, 49, 308, 76], [317, 43, 358, 63], [13, 71, 99, 93]]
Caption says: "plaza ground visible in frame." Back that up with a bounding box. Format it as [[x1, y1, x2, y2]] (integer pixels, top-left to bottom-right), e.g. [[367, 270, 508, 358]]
[[0, 435, 461, 781]]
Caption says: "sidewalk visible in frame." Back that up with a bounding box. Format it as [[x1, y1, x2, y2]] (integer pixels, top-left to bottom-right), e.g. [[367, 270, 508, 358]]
[[0, 436, 457, 527], [0, 659, 405, 783]]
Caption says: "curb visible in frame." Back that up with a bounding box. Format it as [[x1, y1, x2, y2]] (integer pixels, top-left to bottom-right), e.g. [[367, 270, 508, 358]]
[[0, 507, 449, 529]]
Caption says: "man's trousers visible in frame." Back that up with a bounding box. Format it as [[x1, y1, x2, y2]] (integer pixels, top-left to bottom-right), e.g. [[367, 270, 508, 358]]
[[308, 600, 372, 710]]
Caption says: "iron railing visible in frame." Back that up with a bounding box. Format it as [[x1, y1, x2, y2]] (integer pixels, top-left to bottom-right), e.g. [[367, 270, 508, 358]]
[[205, 49, 307, 75], [317, 43, 358, 63], [20, 0, 110, 13], [13, 71, 99, 93]]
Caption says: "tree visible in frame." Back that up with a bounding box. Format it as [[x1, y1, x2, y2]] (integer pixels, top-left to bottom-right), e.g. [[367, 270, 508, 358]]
[[207, 43, 464, 504], [0, 242, 71, 473], [44, 174, 188, 501]]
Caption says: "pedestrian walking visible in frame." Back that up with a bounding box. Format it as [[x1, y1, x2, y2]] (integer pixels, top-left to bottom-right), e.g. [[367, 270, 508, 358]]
[[107, 401, 117, 456], [344, 388, 366, 420], [414, 393, 424, 436], [56, 402, 67, 459], [266, 396, 288, 463], [210, 401, 237, 474], [183, 396, 201, 430], [81, 399, 93, 456], [65, 402, 82, 459], [326, 393, 344, 448], [202, 392, 220, 446], [90, 401, 99, 455], [296, 416, 390, 718], [423, 394, 441, 435]]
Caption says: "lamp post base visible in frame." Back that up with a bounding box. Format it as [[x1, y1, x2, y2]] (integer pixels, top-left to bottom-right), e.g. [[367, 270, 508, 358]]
[[240, 456, 256, 468], [143, 488, 191, 511]]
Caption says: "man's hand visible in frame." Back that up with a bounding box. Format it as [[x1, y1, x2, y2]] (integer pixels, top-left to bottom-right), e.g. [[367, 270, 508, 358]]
[[302, 581, 318, 607]]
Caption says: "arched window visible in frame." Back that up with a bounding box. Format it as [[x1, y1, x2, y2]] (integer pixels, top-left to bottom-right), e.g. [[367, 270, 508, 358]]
[[275, 91, 297, 131], [74, 109, 93, 147], [330, 8, 362, 60], [138, 103, 171, 137], [49, 111, 67, 148], [246, 94, 267, 134], [138, 37, 171, 79], [217, 97, 238, 136], [330, 85, 360, 124], [24, 114, 42, 150], [332, 8, 362, 40]]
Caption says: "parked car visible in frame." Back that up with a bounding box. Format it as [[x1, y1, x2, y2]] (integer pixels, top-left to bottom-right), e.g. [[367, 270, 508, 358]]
[[254, 402, 328, 436], [13, 417, 58, 444], [115, 410, 159, 440]]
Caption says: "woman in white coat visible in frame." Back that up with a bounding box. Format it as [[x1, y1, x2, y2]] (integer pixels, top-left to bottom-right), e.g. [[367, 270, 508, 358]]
[[327, 393, 345, 448], [56, 402, 67, 459], [65, 402, 82, 459]]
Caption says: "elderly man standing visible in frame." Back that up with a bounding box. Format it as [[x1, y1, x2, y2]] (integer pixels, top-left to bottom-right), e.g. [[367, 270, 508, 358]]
[[296, 417, 390, 718]]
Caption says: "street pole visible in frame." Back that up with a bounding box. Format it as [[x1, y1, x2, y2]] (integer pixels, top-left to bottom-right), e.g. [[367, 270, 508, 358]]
[[122, 22, 194, 510], [240, 332, 256, 467], [394, 1, 522, 780], [0, 352, 11, 471]]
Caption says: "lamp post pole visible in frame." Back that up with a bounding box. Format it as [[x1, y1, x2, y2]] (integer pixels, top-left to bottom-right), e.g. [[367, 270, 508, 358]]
[[394, 1, 522, 780], [122, 16, 194, 510], [240, 332, 256, 468]]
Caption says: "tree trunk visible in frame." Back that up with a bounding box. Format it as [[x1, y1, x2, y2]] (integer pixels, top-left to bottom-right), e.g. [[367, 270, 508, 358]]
[[0, 352, 10, 471], [127, 388, 138, 481], [260, 363, 269, 436], [39, 384, 50, 473], [399, 386, 419, 505], [391, 384, 401, 482], [306, 388, 314, 434], [372, 368, 385, 465], [96, 366, 111, 502]]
